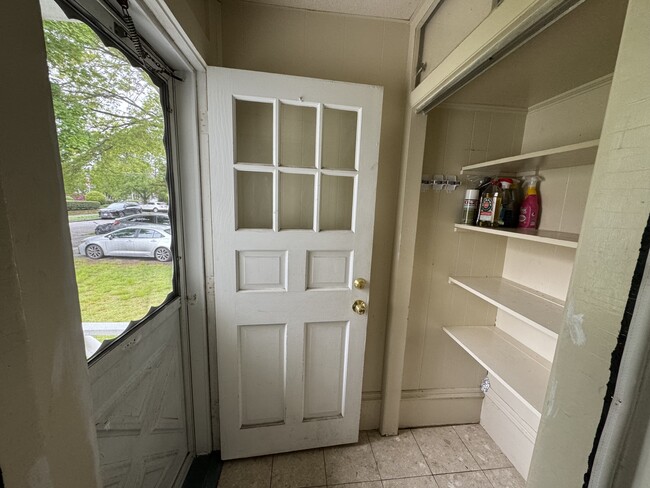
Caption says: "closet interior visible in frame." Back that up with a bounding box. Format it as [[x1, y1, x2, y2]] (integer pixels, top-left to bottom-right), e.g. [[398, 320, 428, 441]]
[[409, 0, 629, 478]]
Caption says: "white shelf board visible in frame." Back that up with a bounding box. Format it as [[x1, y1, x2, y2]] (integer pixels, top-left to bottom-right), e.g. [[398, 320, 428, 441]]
[[460, 139, 599, 175], [444, 326, 551, 416], [454, 224, 579, 249], [449, 276, 564, 337]]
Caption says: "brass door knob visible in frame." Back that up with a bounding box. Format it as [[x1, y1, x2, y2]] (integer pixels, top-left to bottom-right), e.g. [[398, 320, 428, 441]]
[[353, 278, 367, 289], [352, 299, 367, 315]]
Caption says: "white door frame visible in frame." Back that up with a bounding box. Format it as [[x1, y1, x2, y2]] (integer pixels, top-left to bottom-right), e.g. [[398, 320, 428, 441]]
[[125, 0, 215, 460]]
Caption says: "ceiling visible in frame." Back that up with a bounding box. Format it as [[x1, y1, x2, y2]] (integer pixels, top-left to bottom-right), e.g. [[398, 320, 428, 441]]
[[241, 0, 426, 20], [447, 0, 628, 108]]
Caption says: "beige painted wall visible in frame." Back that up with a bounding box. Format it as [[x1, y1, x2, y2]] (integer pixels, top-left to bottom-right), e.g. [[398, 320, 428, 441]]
[[164, 0, 221, 64], [528, 0, 650, 484], [0, 1, 101, 486], [220, 0, 410, 395]]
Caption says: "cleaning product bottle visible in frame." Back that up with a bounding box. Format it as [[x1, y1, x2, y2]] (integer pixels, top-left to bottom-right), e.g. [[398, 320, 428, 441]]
[[518, 176, 542, 229], [498, 178, 520, 228], [477, 179, 502, 228]]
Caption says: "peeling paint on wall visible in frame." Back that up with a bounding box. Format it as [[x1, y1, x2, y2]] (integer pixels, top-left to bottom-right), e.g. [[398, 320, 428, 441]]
[[566, 300, 587, 346], [545, 379, 559, 418]]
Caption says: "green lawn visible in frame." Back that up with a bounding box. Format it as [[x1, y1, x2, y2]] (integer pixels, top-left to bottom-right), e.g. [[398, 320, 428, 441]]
[[75, 258, 173, 322], [69, 213, 99, 222]]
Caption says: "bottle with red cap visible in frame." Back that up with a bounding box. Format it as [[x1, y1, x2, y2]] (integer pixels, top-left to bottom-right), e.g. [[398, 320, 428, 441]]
[[498, 178, 520, 228]]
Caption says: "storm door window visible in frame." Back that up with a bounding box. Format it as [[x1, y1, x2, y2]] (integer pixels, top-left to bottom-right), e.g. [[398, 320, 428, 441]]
[[42, 13, 177, 360]]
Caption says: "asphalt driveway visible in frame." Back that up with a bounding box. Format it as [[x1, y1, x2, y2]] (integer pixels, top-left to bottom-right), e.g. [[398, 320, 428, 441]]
[[69, 218, 106, 255]]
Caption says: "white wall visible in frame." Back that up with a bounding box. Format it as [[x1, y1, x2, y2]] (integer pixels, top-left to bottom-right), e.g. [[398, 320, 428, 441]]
[[0, 1, 100, 486], [528, 0, 650, 484], [521, 76, 612, 153]]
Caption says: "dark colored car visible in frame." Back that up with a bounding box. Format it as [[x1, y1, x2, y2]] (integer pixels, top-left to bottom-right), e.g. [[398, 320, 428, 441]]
[[95, 212, 170, 234], [98, 202, 142, 219]]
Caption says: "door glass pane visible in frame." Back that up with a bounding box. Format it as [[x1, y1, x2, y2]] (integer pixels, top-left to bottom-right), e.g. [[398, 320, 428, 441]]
[[279, 173, 314, 230], [237, 171, 273, 229], [280, 103, 316, 168], [320, 175, 354, 231], [322, 108, 357, 170], [42, 19, 176, 360], [236, 100, 273, 164]]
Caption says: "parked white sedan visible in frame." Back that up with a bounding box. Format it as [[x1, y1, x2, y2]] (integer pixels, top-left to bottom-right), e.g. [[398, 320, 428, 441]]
[[141, 201, 169, 213], [79, 225, 172, 262]]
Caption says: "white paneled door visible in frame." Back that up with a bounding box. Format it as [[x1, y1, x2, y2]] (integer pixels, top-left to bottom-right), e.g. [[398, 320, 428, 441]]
[[208, 67, 383, 459]]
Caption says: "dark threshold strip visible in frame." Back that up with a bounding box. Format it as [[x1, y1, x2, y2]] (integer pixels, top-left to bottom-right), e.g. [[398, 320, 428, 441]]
[[182, 451, 223, 488]]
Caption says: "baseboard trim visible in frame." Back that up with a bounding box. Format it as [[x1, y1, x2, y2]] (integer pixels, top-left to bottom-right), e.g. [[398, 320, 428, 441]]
[[360, 388, 483, 431], [481, 388, 536, 479], [484, 386, 537, 442]]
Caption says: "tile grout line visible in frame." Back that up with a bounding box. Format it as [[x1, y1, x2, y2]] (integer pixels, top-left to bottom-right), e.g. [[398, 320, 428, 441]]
[[452, 425, 483, 470], [450, 426, 510, 487], [409, 427, 434, 478], [365, 430, 382, 483], [269, 455, 274, 488], [321, 448, 328, 487], [481, 467, 498, 488]]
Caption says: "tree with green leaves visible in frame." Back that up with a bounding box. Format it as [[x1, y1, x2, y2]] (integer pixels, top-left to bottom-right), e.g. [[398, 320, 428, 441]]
[[43, 20, 167, 202]]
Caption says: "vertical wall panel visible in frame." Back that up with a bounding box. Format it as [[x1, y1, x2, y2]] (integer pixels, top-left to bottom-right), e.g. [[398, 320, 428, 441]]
[[403, 106, 526, 393]]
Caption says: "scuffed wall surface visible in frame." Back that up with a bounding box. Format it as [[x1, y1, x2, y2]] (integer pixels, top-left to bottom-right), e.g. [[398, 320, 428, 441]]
[[527, 0, 650, 485], [0, 1, 101, 486], [220, 0, 410, 394]]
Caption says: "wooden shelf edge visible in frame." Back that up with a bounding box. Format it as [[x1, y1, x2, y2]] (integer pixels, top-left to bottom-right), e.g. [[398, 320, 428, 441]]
[[460, 139, 599, 175], [443, 326, 550, 415], [454, 224, 579, 249], [448, 276, 562, 338]]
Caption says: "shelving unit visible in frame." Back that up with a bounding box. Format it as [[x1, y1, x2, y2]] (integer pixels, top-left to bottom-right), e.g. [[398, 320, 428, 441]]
[[448, 276, 564, 337], [460, 139, 599, 175], [454, 224, 579, 248], [443, 326, 551, 415]]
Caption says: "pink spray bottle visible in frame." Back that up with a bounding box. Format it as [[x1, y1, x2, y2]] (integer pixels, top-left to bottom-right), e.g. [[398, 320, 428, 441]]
[[518, 176, 542, 229]]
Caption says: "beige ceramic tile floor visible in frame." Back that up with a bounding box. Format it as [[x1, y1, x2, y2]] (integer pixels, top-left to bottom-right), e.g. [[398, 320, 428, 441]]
[[217, 424, 525, 488]]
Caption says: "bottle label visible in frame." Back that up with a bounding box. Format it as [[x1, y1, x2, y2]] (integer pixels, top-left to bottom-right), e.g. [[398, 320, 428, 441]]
[[479, 197, 495, 222], [463, 199, 478, 209], [519, 207, 538, 226]]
